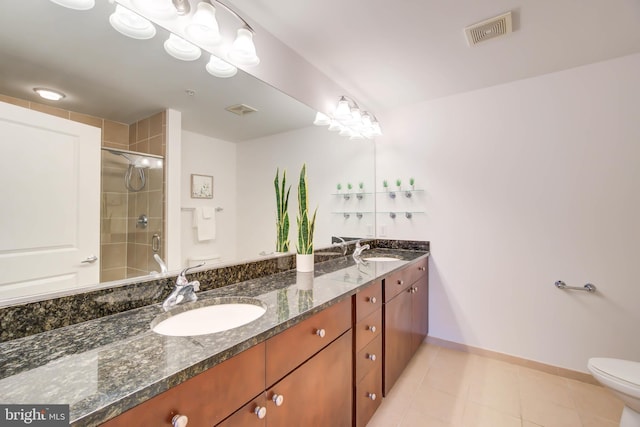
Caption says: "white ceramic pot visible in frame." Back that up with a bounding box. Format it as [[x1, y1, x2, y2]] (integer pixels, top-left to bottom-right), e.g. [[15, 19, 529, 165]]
[[296, 253, 314, 272]]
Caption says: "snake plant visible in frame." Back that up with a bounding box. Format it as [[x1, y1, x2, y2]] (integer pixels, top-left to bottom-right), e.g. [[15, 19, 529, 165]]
[[274, 168, 290, 252], [296, 164, 317, 255]]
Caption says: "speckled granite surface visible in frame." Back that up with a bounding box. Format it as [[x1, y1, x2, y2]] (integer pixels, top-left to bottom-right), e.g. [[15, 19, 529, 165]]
[[0, 247, 428, 426], [0, 239, 429, 342]]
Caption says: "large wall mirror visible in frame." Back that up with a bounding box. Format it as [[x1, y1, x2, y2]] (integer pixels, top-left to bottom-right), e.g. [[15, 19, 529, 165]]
[[0, 0, 375, 306]]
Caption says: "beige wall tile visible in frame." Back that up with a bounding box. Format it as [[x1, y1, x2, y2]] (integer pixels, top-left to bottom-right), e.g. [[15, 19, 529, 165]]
[[102, 140, 128, 150], [0, 94, 30, 108], [149, 112, 162, 137], [137, 117, 149, 141], [129, 122, 137, 145], [69, 111, 102, 129], [103, 120, 129, 145], [30, 102, 70, 119], [148, 134, 163, 156], [101, 267, 127, 282], [101, 243, 126, 269]]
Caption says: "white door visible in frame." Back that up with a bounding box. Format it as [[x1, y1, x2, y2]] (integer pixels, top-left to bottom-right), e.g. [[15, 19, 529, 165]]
[[0, 101, 100, 303]]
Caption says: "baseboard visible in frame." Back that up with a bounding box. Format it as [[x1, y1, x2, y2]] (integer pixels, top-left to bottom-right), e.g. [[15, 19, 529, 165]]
[[425, 336, 599, 386]]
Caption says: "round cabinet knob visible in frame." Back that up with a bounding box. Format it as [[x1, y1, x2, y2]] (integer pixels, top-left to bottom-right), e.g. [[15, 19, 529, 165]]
[[419, 266, 426, 271], [368, 296, 377, 304], [272, 394, 284, 406], [367, 353, 376, 361], [414, 286, 419, 293], [254, 406, 267, 419], [397, 279, 404, 285], [172, 414, 188, 427], [368, 325, 376, 333], [367, 393, 377, 401], [316, 328, 326, 338]]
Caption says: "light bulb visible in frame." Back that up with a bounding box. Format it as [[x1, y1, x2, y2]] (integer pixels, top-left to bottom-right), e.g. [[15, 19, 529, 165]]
[[206, 55, 238, 78], [185, 2, 221, 45], [130, 0, 176, 20], [334, 97, 351, 120], [49, 0, 94, 10], [228, 28, 260, 66], [109, 5, 156, 40], [164, 33, 201, 61], [313, 112, 331, 126]]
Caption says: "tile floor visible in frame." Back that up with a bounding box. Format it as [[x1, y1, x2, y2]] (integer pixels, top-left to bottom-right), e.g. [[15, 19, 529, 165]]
[[367, 343, 624, 427]]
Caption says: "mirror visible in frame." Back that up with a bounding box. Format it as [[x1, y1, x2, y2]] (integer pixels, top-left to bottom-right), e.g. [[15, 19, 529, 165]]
[[0, 0, 375, 306]]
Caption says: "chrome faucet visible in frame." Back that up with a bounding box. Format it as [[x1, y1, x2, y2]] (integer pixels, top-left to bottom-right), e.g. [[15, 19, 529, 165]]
[[352, 240, 370, 262], [332, 237, 348, 256], [162, 263, 204, 311]]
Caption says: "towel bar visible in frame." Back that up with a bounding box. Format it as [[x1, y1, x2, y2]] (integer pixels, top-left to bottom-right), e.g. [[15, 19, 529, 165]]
[[554, 280, 597, 293]]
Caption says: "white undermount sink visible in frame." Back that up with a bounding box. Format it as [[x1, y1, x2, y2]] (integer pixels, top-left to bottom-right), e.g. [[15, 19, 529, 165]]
[[151, 298, 266, 337], [363, 256, 401, 262]]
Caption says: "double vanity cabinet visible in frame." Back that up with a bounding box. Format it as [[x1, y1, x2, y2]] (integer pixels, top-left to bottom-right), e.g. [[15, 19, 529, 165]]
[[99, 255, 429, 427]]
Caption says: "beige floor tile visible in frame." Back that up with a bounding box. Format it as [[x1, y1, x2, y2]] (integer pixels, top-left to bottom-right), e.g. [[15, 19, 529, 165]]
[[366, 402, 404, 427], [522, 422, 543, 427], [467, 371, 521, 417], [519, 370, 575, 409], [579, 412, 620, 427], [422, 365, 471, 397], [431, 347, 477, 373], [401, 409, 459, 427], [410, 384, 466, 425], [522, 396, 582, 427], [567, 378, 624, 421], [462, 401, 522, 427]]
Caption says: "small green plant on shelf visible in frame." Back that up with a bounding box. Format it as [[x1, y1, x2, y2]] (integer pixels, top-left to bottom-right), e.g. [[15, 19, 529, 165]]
[[383, 179, 389, 191], [359, 182, 364, 191], [336, 183, 342, 193], [347, 183, 353, 191], [297, 164, 317, 255], [409, 177, 415, 189], [396, 179, 402, 189], [274, 168, 290, 253]]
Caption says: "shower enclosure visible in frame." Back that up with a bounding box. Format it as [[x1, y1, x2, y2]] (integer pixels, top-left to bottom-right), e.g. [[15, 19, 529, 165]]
[[101, 148, 165, 282]]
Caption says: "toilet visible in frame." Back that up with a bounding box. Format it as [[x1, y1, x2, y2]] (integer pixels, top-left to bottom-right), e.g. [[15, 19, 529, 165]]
[[188, 254, 221, 267], [588, 358, 640, 426]]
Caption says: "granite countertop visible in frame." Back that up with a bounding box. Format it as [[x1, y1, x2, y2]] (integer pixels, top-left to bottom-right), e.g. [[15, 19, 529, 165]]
[[0, 249, 428, 426]]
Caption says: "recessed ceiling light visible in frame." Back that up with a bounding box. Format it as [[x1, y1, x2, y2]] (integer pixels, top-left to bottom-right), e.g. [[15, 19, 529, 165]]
[[33, 88, 66, 101]]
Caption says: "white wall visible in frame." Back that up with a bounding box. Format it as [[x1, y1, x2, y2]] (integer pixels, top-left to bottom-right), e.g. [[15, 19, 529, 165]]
[[236, 126, 375, 260], [180, 130, 237, 266], [378, 53, 640, 372]]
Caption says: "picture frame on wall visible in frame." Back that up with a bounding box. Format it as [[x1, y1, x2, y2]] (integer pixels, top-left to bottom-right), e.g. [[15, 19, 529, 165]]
[[191, 174, 213, 199]]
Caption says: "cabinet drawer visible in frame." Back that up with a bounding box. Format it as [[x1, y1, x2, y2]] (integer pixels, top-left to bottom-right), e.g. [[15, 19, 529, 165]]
[[266, 297, 351, 387], [355, 334, 382, 384], [216, 393, 266, 427], [354, 308, 381, 352], [355, 362, 382, 427], [354, 280, 382, 322], [102, 342, 265, 427], [384, 258, 428, 302]]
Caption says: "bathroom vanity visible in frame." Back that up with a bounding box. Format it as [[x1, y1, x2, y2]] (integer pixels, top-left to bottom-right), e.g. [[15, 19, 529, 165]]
[[0, 245, 429, 427]]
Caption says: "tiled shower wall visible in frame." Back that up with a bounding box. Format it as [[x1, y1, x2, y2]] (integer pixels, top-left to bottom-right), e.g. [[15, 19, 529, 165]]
[[0, 93, 166, 282]]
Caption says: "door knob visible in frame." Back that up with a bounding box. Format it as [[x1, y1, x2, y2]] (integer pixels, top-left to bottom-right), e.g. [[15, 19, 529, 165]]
[[81, 255, 98, 264]]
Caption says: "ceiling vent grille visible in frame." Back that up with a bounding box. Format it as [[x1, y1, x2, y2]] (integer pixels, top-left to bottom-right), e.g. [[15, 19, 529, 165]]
[[464, 11, 513, 46], [225, 103, 258, 116]]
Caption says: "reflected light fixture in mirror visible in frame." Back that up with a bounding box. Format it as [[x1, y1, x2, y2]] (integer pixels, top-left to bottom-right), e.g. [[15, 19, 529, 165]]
[[164, 33, 202, 61], [314, 96, 382, 140], [50, 0, 95, 10], [206, 55, 238, 78], [109, 5, 156, 39]]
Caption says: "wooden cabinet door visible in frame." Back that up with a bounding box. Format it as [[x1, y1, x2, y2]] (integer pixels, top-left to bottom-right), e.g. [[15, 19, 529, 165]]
[[383, 288, 413, 396], [411, 275, 429, 354], [266, 330, 352, 427], [216, 393, 267, 427]]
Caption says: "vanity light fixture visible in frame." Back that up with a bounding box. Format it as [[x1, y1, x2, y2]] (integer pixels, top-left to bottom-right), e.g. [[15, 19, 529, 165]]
[[164, 33, 202, 61], [206, 55, 238, 78], [314, 96, 382, 139], [109, 5, 156, 40], [50, 0, 259, 78], [33, 88, 66, 101], [49, 0, 95, 11]]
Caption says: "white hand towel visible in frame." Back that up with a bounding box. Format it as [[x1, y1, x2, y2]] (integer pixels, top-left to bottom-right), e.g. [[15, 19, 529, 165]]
[[193, 207, 216, 241]]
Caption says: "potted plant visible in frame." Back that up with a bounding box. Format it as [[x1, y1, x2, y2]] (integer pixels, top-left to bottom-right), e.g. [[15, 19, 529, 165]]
[[409, 177, 415, 190], [336, 183, 342, 194], [382, 179, 389, 191], [396, 178, 402, 190], [274, 168, 290, 253], [296, 164, 317, 272], [357, 181, 365, 200]]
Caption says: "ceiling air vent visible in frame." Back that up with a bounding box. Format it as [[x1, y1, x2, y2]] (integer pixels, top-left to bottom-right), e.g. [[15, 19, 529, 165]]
[[225, 103, 258, 116], [464, 11, 513, 46]]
